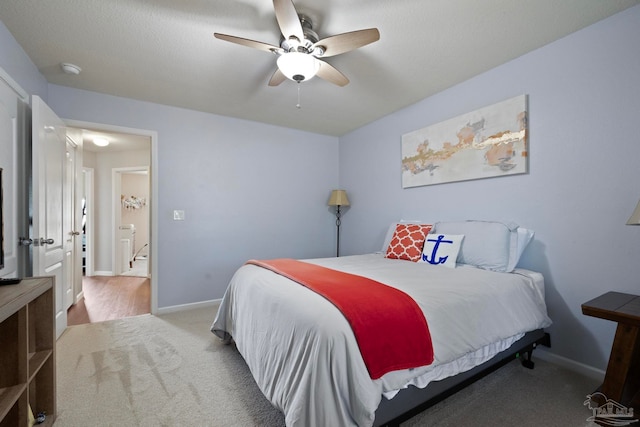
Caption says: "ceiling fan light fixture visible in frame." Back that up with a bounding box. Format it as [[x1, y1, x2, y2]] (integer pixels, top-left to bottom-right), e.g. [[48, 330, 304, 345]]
[[214, 1, 379, 87], [277, 52, 320, 82]]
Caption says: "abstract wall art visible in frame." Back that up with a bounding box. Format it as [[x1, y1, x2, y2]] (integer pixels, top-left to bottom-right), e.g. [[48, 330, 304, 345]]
[[401, 94, 528, 188]]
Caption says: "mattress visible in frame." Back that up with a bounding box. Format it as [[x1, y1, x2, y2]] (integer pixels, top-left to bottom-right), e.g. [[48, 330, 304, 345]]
[[211, 253, 552, 426]]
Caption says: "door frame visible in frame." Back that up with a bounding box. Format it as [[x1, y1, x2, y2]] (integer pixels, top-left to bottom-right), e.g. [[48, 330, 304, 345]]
[[82, 167, 94, 280], [0, 66, 29, 279], [64, 119, 158, 315]]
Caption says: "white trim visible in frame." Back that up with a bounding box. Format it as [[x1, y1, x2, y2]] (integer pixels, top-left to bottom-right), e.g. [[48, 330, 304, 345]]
[[93, 270, 112, 276], [535, 348, 605, 382], [156, 299, 221, 315]]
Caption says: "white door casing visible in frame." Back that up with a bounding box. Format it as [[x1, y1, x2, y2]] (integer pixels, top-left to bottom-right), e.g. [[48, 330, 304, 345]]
[[0, 69, 28, 279], [65, 118, 158, 315], [32, 95, 67, 338], [83, 167, 94, 277]]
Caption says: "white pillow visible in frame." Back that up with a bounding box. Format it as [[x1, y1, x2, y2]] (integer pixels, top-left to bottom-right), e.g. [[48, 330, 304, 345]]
[[419, 234, 464, 268], [434, 220, 521, 272], [510, 227, 535, 270]]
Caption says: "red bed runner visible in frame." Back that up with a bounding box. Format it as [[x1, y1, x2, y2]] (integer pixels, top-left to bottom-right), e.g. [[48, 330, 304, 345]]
[[246, 258, 434, 379]]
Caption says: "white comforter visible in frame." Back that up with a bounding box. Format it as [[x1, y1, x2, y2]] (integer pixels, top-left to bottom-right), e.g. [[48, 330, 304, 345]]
[[211, 254, 552, 427]]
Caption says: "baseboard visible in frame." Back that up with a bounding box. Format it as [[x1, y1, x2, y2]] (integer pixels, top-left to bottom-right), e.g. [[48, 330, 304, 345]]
[[92, 270, 113, 276], [156, 298, 221, 315], [535, 348, 605, 382]]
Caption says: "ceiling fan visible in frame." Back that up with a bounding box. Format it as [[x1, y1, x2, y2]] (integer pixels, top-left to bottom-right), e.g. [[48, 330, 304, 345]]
[[214, 0, 380, 87]]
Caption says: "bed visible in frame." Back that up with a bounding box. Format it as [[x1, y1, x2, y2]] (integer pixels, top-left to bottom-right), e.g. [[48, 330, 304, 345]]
[[211, 221, 553, 426]]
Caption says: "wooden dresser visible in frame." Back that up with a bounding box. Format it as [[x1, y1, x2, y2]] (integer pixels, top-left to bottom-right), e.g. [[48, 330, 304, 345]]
[[0, 277, 56, 426]]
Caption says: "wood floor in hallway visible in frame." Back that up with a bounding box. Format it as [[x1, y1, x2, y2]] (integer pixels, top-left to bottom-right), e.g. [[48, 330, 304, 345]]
[[67, 275, 150, 326]]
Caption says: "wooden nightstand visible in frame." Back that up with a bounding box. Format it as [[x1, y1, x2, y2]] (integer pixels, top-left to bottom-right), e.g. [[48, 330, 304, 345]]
[[582, 291, 640, 415]]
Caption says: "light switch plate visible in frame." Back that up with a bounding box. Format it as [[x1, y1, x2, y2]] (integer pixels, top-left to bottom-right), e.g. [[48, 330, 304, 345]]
[[173, 210, 185, 220]]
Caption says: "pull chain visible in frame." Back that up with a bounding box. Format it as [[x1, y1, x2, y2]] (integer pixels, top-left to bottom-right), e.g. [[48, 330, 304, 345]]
[[296, 82, 301, 109]]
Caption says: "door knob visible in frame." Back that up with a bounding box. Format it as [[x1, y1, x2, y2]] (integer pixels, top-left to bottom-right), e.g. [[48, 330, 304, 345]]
[[33, 238, 55, 246], [19, 237, 33, 246]]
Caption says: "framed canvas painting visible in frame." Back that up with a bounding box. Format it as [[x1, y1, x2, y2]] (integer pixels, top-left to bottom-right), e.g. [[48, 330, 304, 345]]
[[401, 94, 528, 188]]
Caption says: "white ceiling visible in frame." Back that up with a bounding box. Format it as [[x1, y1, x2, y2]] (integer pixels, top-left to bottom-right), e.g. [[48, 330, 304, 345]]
[[1, 0, 638, 137]]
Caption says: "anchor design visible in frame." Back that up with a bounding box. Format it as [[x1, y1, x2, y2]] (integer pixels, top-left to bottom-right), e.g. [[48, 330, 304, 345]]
[[422, 235, 454, 264]]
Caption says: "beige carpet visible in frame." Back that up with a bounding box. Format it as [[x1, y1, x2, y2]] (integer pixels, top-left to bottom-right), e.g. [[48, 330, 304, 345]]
[[55, 306, 601, 426], [55, 306, 285, 426]]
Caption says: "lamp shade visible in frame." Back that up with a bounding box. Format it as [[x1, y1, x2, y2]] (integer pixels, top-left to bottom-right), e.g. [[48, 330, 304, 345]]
[[277, 52, 320, 82], [328, 190, 350, 207], [627, 200, 640, 225]]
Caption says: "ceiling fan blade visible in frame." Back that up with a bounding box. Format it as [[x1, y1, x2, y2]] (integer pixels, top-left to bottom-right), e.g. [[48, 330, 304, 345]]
[[214, 33, 282, 54], [313, 28, 380, 57], [268, 68, 287, 86], [317, 60, 349, 87], [273, 0, 304, 41]]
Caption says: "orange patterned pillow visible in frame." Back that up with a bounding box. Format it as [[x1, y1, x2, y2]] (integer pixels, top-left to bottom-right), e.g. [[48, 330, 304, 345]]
[[385, 223, 433, 261]]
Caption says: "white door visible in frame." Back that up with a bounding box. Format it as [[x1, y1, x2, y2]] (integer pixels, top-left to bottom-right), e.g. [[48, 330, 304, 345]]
[[63, 137, 79, 309], [32, 95, 67, 338], [70, 134, 84, 303]]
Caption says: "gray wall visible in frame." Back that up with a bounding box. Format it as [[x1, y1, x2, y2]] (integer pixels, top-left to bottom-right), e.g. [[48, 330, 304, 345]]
[[338, 5, 640, 371], [47, 86, 339, 308]]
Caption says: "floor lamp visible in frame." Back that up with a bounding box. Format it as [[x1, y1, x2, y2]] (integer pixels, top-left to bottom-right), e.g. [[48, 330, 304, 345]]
[[328, 190, 350, 257]]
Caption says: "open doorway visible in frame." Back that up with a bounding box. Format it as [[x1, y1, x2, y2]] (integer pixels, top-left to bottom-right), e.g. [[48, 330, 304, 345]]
[[114, 168, 150, 278], [66, 123, 157, 325]]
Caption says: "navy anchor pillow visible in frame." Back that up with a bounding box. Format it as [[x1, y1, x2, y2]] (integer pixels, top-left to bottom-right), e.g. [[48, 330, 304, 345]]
[[420, 234, 464, 268]]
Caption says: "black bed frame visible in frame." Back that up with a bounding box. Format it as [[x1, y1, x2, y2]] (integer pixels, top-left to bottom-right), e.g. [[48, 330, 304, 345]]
[[373, 329, 551, 427]]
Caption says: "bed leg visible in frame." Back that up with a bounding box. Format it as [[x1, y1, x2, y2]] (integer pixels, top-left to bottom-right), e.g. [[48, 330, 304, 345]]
[[521, 350, 535, 369], [519, 332, 551, 369]]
